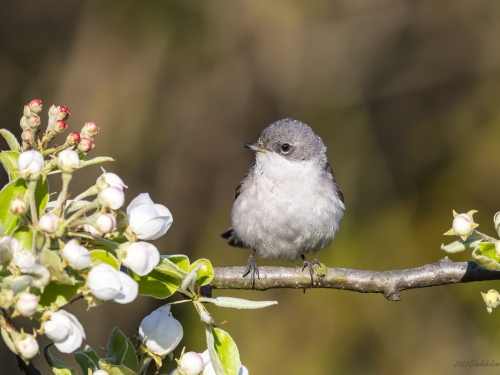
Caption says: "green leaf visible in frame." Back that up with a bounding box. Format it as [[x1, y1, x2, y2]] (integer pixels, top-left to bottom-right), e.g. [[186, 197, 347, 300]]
[[199, 296, 278, 309], [205, 325, 225, 375], [106, 328, 138, 371], [0, 150, 20, 180], [0, 129, 21, 152], [79, 156, 115, 169], [40, 248, 75, 285], [74, 346, 100, 374], [0, 179, 25, 234], [90, 250, 120, 270], [38, 281, 79, 310], [12, 226, 34, 252], [157, 255, 189, 277], [472, 242, 500, 271], [441, 237, 482, 253], [0, 177, 48, 235], [163, 254, 190, 272], [212, 328, 241, 375], [129, 268, 180, 299], [98, 359, 137, 375], [1, 326, 18, 355], [190, 258, 214, 286], [44, 343, 78, 375]]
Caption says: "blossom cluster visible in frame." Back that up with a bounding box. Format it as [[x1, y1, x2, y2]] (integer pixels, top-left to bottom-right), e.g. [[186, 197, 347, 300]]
[[0, 99, 173, 358]]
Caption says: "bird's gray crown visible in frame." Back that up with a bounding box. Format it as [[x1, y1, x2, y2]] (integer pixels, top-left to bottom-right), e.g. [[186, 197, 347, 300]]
[[259, 118, 327, 162]]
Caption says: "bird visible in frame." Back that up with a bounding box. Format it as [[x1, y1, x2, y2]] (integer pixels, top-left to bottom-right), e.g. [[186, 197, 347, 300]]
[[221, 118, 345, 287]]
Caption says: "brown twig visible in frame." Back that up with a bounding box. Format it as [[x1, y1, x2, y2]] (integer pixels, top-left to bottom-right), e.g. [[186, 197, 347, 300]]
[[211, 257, 500, 301]]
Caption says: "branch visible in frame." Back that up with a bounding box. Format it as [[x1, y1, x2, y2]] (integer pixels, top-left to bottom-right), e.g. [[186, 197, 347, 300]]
[[211, 257, 500, 301]]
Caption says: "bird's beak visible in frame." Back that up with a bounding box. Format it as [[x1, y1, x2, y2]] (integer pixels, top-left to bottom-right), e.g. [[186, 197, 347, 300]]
[[243, 141, 266, 152]]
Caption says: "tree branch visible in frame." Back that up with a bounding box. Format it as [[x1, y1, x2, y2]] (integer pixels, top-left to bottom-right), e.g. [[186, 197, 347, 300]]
[[211, 257, 500, 301]]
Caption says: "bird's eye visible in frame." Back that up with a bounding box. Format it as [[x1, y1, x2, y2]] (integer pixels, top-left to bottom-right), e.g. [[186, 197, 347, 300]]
[[281, 143, 291, 153]]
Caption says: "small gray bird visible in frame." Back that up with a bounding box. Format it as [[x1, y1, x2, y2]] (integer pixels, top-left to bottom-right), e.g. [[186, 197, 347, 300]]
[[221, 118, 345, 286]]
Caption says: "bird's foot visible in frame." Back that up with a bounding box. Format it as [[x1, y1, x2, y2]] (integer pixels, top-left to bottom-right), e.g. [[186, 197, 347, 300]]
[[301, 254, 321, 286], [242, 250, 259, 288]]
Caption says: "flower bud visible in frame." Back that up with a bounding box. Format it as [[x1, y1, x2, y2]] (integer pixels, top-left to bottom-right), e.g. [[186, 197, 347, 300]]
[[139, 306, 183, 356], [23, 104, 31, 117], [16, 292, 39, 317], [16, 334, 39, 359], [57, 149, 80, 173], [20, 116, 29, 130], [444, 210, 479, 241], [0, 289, 15, 309], [62, 240, 90, 270], [57, 105, 70, 121], [28, 115, 41, 129], [98, 187, 125, 210], [66, 132, 81, 146], [10, 198, 27, 215], [93, 214, 116, 233], [54, 120, 67, 133], [39, 213, 59, 233], [179, 352, 204, 375], [122, 242, 160, 276], [21, 129, 32, 142], [86, 263, 121, 300], [77, 137, 93, 153], [29, 99, 42, 114], [481, 289, 500, 314], [81, 121, 99, 137], [82, 224, 103, 237], [97, 173, 128, 191], [93, 371, 110, 375], [43, 310, 85, 353], [127, 193, 173, 240], [18, 150, 44, 180]]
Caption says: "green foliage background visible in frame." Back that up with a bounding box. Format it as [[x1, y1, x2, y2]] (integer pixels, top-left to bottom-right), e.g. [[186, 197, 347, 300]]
[[2, 0, 500, 373]]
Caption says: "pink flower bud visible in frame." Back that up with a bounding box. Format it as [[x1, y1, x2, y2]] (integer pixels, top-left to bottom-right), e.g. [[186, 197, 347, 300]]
[[94, 214, 116, 233], [179, 352, 204, 375], [81, 121, 99, 137], [98, 187, 125, 210], [16, 335, 39, 359], [62, 240, 90, 270], [28, 115, 41, 129], [39, 213, 59, 233], [58, 149, 80, 173], [16, 292, 39, 317], [29, 99, 42, 114], [122, 242, 160, 276], [10, 198, 27, 215], [77, 137, 93, 153], [57, 105, 70, 120], [54, 120, 67, 133], [67, 132, 81, 146]]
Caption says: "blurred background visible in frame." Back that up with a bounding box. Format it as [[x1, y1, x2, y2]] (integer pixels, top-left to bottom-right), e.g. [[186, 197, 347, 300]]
[[2, 0, 500, 374]]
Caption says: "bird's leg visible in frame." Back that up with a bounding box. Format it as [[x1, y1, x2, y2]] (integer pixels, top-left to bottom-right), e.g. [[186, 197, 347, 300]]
[[301, 254, 321, 286], [242, 249, 259, 288]]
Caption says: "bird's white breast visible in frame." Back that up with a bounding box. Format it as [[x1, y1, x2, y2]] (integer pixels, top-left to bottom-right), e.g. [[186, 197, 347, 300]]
[[231, 152, 344, 261]]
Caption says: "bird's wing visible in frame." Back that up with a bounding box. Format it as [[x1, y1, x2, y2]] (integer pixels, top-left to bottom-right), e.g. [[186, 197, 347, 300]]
[[325, 162, 344, 203], [234, 161, 255, 200]]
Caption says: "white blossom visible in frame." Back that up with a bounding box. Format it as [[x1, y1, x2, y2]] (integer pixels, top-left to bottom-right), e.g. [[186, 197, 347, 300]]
[[127, 193, 172, 240], [43, 310, 85, 353], [122, 242, 159, 276], [18, 150, 44, 180], [139, 305, 183, 356], [61, 240, 90, 270]]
